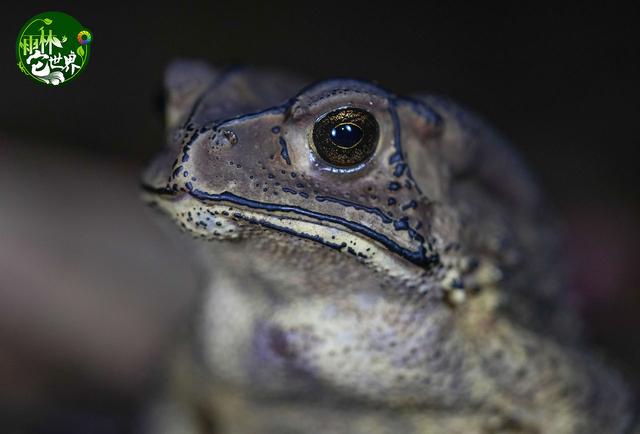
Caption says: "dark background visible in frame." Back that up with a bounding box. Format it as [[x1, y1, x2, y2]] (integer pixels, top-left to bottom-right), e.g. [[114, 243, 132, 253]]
[[1, 2, 638, 432]]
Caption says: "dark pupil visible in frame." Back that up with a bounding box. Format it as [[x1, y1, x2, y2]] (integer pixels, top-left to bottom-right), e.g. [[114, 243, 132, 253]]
[[82, 35, 87, 40], [330, 123, 362, 149]]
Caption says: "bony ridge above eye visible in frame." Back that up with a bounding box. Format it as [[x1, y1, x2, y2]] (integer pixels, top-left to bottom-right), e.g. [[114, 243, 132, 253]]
[[312, 107, 379, 167]]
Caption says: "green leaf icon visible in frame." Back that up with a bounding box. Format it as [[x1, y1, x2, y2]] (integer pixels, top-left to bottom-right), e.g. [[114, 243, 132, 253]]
[[17, 12, 93, 86]]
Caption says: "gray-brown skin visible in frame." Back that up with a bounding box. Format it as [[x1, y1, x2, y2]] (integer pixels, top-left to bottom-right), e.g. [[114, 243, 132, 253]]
[[142, 60, 636, 434]]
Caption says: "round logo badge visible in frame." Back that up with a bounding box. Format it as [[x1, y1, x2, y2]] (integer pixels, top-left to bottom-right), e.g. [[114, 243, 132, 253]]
[[16, 11, 92, 86]]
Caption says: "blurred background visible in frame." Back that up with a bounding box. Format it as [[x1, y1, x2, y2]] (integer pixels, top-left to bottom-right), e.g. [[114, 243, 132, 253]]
[[1, 2, 638, 432]]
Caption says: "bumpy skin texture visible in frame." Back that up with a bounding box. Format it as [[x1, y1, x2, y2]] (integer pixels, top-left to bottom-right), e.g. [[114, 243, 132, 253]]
[[142, 60, 636, 433]]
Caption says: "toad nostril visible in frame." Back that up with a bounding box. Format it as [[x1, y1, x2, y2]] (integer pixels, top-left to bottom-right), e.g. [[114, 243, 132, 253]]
[[221, 129, 238, 146], [209, 128, 238, 151]]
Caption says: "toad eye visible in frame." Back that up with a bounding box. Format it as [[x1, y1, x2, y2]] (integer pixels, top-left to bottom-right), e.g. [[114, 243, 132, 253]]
[[312, 107, 379, 167]]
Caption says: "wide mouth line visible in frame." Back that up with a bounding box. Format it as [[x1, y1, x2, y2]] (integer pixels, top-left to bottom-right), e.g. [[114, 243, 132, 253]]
[[140, 182, 438, 268], [140, 182, 176, 196], [194, 188, 436, 268]]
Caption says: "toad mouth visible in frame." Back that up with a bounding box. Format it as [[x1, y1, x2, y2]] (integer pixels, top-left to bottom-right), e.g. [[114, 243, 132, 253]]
[[141, 182, 439, 269]]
